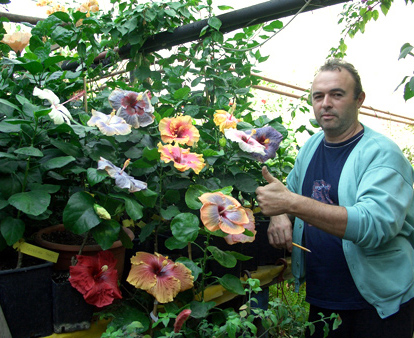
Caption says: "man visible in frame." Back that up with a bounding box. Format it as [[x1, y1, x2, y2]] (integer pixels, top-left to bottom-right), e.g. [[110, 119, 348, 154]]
[[255, 59, 414, 338]]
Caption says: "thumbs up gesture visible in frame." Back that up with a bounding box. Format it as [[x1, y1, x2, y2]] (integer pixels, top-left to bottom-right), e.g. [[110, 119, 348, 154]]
[[255, 166, 291, 216]]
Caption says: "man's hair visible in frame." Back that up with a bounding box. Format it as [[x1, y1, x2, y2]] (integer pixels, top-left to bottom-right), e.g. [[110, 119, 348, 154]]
[[317, 58, 363, 100]]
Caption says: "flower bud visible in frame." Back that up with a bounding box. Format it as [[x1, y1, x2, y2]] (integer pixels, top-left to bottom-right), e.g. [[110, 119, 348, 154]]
[[93, 204, 111, 220], [219, 137, 227, 147]]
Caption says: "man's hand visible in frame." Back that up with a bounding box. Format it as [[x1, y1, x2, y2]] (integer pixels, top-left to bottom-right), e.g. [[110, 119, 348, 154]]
[[268, 215, 293, 252], [255, 166, 291, 216]]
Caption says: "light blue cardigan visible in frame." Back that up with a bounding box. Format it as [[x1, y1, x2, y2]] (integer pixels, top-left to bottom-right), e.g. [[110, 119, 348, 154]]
[[287, 125, 414, 318]]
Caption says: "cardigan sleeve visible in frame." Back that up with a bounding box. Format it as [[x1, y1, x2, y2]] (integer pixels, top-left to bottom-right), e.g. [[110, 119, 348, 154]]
[[343, 138, 414, 248]]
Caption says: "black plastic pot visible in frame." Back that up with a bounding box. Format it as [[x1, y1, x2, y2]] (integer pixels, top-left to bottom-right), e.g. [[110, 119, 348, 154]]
[[0, 260, 54, 338], [52, 278, 94, 333], [242, 219, 286, 268]]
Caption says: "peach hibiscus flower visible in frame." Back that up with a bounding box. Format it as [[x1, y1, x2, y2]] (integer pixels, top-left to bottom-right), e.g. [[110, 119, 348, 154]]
[[127, 252, 194, 303], [224, 208, 256, 244], [158, 143, 205, 174], [199, 192, 250, 235], [159, 116, 200, 146], [2, 31, 31, 54]]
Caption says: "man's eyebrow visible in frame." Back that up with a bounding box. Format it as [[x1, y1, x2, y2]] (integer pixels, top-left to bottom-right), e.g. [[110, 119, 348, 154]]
[[311, 88, 346, 96]]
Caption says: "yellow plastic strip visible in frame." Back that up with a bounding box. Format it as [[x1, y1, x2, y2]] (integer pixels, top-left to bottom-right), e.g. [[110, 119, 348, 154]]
[[13, 240, 59, 263]]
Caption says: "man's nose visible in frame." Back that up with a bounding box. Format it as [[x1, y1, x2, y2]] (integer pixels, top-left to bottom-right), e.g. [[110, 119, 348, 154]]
[[322, 95, 332, 108]]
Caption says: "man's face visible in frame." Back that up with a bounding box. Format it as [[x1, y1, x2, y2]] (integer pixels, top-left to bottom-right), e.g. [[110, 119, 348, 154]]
[[311, 69, 365, 142]]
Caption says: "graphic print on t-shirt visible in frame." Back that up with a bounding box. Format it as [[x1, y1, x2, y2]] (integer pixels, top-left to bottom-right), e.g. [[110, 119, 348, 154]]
[[311, 179, 334, 205]]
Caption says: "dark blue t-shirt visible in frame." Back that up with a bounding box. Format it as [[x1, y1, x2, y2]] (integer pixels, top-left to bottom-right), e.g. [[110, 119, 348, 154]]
[[302, 129, 371, 310]]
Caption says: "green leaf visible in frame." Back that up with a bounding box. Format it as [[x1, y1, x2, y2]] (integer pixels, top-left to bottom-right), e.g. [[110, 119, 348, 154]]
[[139, 221, 157, 243], [234, 173, 258, 193], [0, 121, 21, 133], [0, 198, 9, 210], [218, 5, 233, 10], [51, 26, 74, 47], [189, 300, 216, 318], [199, 25, 209, 37], [91, 219, 120, 250], [404, 80, 414, 101], [218, 274, 245, 295], [207, 246, 237, 268], [185, 184, 210, 210], [8, 191, 50, 216], [20, 61, 43, 75], [399, 43, 414, 60], [0, 99, 20, 112], [263, 20, 283, 32], [177, 256, 203, 280], [173, 86, 191, 100], [14, 146, 43, 157], [87, 168, 107, 186], [171, 213, 200, 242], [160, 205, 180, 220], [110, 193, 144, 221], [0, 152, 16, 159], [208, 16, 222, 31], [42, 156, 75, 170], [0, 217, 25, 246], [63, 191, 101, 234], [134, 188, 158, 208], [165, 236, 188, 250], [34, 108, 52, 118], [28, 183, 60, 194], [50, 139, 83, 157]]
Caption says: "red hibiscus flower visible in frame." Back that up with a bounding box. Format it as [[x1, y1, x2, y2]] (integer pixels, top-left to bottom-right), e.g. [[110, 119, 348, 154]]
[[69, 250, 122, 308]]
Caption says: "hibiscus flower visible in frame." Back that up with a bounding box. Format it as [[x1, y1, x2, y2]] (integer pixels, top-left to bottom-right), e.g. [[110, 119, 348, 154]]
[[158, 143, 205, 174], [224, 208, 256, 244], [33, 87, 80, 125], [1, 31, 31, 54], [213, 109, 240, 132], [108, 89, 155, 128], [87, 110, 131, 136], [69, 250, 122, 308], [199, 192, 250, 235], [224, 129, 266, 155], [159, 116, 200, 146], [249, 126, 283, 162], [97, 157, 147, 192], [126, 252, 194, 304]]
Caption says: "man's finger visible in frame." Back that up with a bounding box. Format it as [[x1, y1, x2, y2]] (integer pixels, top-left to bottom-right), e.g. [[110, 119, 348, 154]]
[[262, 166, 277, 183]]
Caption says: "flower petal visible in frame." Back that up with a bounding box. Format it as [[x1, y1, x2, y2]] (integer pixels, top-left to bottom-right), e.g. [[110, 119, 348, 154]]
[[109, 89, 155, 128], [224, 129, 266, 155], [88, 110, 131, 136], [224, 209, 256, 244], [159, 116, 200, 146], [33, 87, 60, 105], [127, 252, 193, 304], [69, 251, 122, 307]]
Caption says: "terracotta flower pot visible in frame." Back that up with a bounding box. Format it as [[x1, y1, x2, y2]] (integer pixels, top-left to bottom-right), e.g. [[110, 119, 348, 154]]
[[35, 224, 134, 279]]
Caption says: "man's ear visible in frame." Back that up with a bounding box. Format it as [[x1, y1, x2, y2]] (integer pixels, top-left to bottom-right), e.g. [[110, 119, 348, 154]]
[[357, 91, 366, 108]]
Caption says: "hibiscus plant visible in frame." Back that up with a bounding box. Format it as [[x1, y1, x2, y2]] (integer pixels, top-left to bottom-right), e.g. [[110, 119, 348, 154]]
[[0, 0, 309, 336]]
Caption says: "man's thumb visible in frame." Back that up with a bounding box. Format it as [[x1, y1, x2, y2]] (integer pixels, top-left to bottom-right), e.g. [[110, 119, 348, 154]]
[[262, 166, 277, 183]]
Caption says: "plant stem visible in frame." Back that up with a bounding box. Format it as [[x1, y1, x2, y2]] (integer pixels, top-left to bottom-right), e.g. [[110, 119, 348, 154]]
[[71, 230, 90, 266], [200, 232, 211, 302]]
